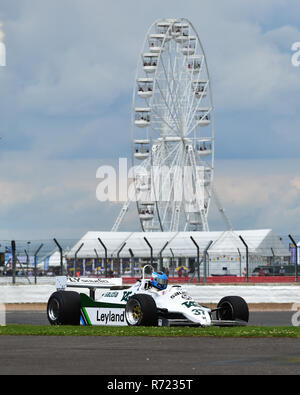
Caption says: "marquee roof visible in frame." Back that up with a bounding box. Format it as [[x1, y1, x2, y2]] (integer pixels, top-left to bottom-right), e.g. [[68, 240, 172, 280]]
[[66, 229, 290, 259]]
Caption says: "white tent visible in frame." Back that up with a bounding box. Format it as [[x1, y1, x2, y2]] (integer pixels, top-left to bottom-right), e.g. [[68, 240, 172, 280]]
[[38, 251, 67, 269], [66, 229, 289, 259]]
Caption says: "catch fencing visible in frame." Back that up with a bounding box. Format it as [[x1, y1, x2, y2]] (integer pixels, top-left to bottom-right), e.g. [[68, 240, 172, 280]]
[[0, 234, 299, 284]]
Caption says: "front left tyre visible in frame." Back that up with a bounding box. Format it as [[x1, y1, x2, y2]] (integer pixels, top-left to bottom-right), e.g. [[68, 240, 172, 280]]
[[47, 291, 80, 325], [125, 294, 157, 326]]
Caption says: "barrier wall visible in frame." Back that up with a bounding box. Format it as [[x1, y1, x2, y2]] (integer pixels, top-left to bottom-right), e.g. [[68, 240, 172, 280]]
[[122, 276, 299, 284]]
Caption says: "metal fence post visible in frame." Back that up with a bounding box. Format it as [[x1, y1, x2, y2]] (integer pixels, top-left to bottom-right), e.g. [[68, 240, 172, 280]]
[[74, 243, 84, 277], [203, 240, 213, 284], [11, 240, 16, 285], [94, 249, 99, 273], [159, 241, 169, 272], [237, 248, 242, 277], [289, 235, 298, 283], [24, 249, 29, 268], [239, 236, 249, 283], [144, 237, 153, 268], [34, 244, 43, 284], [23, 249, 32, 284], [117, 242, 126, 277], [129, 248, 135, 277], [170, 248, 175, 277], [53, 239, 64, 275], [190, 236, 200, 283], [98, 238, 108, 277]]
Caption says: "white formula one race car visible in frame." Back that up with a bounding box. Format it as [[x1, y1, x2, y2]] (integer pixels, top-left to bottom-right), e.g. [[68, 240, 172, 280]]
[[47, 265, 249, 327]]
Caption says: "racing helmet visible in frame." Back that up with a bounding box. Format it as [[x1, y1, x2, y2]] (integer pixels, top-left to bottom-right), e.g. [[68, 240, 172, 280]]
[[150, 271, 168, 290]]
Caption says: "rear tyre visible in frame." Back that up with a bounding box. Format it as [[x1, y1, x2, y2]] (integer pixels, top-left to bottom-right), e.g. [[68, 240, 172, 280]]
[[47, 291, 80, 325], [125, 294, 157, 326], [216, 296, 249, 323]]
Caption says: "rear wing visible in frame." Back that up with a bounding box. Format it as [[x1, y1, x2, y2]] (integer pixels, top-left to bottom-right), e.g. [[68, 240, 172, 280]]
[[56, 276, 122, 296]]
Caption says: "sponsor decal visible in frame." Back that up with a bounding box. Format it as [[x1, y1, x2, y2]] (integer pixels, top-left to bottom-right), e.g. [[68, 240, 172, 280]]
[[171, 291, 182, 299], [104, 291, 119, 298], [181, 292, 193, 300], [182, 301, 199, 309], [97, 310, 125, 325], [82, 307, 127, 326], [121, 291, 132, 302], [68, 277, 112, 284]]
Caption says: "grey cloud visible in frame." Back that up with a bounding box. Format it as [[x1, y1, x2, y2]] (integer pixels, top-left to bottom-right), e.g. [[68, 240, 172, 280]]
[[0, 0, 300, 237]]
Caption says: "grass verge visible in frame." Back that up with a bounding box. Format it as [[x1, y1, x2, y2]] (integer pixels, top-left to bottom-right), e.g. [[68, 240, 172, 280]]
[[0, 325, 300, 338]]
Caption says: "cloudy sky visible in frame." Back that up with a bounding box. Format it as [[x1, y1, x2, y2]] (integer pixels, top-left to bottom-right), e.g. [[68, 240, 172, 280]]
[[0, 0, 300, 240]]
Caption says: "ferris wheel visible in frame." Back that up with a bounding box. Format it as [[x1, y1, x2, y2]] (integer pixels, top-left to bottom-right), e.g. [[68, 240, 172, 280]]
[[113, 18, 219, 232]]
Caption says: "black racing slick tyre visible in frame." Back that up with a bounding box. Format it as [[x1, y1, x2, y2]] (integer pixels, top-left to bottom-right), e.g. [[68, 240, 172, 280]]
[[47, 291, 80, 326], [125, 294, 157, 326], [216, 296, 249, 323]]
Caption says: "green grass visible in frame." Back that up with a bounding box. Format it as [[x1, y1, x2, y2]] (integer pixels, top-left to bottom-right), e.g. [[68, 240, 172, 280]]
[[1, 325, 300, 338]]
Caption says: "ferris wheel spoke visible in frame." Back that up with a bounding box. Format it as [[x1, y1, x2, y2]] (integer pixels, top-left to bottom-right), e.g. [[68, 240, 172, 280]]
[[170, 37, 196, 109], [154, 79, 182, 135], [173, 148, 191, 230], [185, 57, 206, 128], [159, 142, 182, 166], [185, 105, 212, 138], [150, 107, 181, 136], [168, 45, 191, 129], [159, 53, 185, 128], [164, 41, 180, 103], [159, 145, 183, 227], [186, 85, 212, 134], [186, 80, 209, 130], [182, 74, 197, 128], [165, 41, 187, 115], [184, 56, 204, 127], [171, 32, 202, 119]]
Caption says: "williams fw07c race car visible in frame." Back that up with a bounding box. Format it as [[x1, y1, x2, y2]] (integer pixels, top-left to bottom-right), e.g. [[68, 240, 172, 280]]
[[47, 266, 249, 327]]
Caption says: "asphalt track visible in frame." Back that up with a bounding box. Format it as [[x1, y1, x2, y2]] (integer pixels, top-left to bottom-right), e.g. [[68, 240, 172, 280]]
[[5, 310, 295, 326], [1, 335, 300, 375], [1, 310, 300, 375]]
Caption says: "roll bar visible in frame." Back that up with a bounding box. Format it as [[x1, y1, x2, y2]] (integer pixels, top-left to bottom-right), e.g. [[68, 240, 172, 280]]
[[140, 264, 154, 290]]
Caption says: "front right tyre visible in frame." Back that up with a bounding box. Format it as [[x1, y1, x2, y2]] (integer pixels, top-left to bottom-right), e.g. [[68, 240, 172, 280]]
[[216, 296, 249, 323]]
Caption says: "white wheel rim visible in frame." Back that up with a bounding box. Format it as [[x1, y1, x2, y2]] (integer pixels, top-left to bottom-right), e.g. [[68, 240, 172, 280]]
[[48, 298, 60, 322], [125, 299, 142, 325]]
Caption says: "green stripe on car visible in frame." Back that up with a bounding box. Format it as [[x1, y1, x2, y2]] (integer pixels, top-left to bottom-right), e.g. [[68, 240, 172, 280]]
[[80, 293, 125, 309]]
